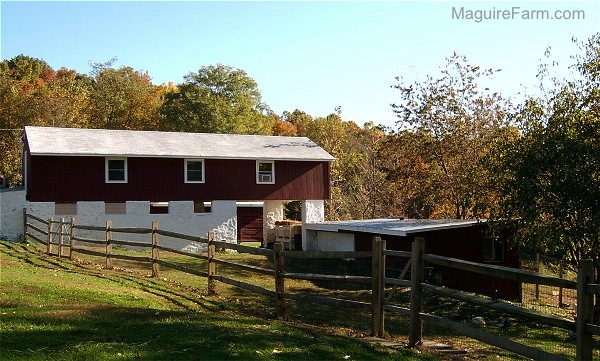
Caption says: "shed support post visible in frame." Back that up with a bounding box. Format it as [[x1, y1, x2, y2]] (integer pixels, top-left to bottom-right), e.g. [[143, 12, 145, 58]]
[[409, 237, 425, 347], [371, 236, 385, 337], [576, 259, 594, 361]]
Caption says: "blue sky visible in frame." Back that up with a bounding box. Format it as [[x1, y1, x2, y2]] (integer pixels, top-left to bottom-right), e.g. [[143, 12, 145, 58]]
[[1, 1, 599, 129]]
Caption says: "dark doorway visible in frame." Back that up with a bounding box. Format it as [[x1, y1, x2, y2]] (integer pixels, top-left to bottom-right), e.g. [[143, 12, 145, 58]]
[[237, 206, 263, 242]]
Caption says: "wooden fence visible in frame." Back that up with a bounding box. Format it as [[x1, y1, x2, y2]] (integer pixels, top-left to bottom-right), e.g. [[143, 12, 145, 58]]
[[23, 213, 598, 360]]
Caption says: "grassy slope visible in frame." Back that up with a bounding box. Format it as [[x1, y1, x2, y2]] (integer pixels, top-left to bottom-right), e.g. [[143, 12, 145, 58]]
[[0, 241, 436, 361]]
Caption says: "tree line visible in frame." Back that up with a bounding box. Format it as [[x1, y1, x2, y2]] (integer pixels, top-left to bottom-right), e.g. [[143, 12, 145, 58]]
[[1, 34, 599, 290]]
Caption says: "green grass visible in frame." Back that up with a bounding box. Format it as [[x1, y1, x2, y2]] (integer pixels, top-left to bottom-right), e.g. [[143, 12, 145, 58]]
[[0, 241, 436, 361]]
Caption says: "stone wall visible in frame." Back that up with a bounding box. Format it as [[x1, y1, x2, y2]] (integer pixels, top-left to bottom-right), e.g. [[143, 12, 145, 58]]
[[19, 199, 237, 250], [0, 188, 26, 241]]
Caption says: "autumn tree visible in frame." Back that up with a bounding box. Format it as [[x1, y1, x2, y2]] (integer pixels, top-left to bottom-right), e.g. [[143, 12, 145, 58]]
[[161, 64, 273, 135], [391, 53, 510, 219], [282, 109, 313, 136], [88, 60, 164, 130], [494, 34, 600, 311], [0, 55, 55, 186], [304, 113, 388, 220]]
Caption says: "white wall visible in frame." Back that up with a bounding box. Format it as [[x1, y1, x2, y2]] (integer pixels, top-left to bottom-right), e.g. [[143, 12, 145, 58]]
[[303, 229, 354, 252], [301, 200, 324, 250], [316, 231, 355, 252], [23, 200, 238, 251], [0, 188, 26, 241], [263, 200, 284, 243]]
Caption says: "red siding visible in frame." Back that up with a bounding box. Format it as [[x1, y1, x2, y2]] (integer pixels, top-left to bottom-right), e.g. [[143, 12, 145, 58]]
[[27, 156, 330, 202]]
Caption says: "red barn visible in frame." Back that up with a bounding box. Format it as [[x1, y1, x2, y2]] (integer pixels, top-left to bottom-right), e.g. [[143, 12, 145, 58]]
[[22, 126, 333, 246]]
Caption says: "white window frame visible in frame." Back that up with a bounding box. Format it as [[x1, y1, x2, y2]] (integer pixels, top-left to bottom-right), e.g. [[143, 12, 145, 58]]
[[256, 160, 275, 184], [185, 159, 205, 183], [105, 157, 128, 183]]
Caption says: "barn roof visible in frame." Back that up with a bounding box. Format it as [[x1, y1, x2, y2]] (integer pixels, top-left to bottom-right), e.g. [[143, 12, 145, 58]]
[[304, 218, 483, 237], [23, 126, 335, 161]]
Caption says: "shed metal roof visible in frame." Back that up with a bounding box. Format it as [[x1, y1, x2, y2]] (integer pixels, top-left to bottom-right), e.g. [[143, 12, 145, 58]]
[[24, 126, 335, 161], [304, 218, 483, 237]]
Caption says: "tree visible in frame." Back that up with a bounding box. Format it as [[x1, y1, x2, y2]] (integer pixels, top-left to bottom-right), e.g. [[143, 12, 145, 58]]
[[89, 60, 164, 130], [282, 109, 313, 136], [305, 114, 388, 220], [391, 53, 510, 219], [495, 34, 600, 309], [0, 54, 52, 84], [161, 64, 273, 135]]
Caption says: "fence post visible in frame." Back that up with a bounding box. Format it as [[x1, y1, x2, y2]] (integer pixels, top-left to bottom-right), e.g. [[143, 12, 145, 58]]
[[207, 231, 217, 296], [47, 217, 53, 255], [371, 236, 385, 337], [69, 217, 75, 260], [273, 242, 287, 319], [151, 221, 160, 278], [558, 260, 564, 307], [535, 253, 540, 299], [576, 259, 594, 361], [22, 208, 27, 242], [58, 217, 64, 258], [105, 220, 112, 269], [409, 236, 425, 347]]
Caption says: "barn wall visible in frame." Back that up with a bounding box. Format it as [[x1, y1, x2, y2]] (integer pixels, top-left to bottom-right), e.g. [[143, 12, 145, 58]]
[[26, 200, 238, 250], [28, 156, 330, 202]]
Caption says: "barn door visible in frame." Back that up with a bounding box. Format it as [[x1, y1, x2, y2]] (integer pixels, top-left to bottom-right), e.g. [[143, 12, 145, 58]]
[[237, 207, 263, 242]]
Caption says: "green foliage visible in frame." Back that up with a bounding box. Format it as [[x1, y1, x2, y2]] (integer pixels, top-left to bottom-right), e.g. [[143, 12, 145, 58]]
[[89, 61, 164, 130], [494, 34, 600, 273], [0, 54, 52, 83], [161, 64, 273, 135]]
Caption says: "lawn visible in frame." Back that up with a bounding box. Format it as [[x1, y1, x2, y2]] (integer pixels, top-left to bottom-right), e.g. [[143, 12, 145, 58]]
[[0, 241, 437, 361]]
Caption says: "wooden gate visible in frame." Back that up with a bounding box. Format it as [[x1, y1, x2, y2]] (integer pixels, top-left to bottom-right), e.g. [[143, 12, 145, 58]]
[[47, 217, 73, 257]]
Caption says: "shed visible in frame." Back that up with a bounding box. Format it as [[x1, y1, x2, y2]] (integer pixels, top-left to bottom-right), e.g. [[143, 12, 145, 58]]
[[304, 219, 521, 301]]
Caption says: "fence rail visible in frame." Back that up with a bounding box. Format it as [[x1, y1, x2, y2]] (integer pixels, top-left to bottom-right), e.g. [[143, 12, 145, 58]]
[[22, 212, 597, 361]]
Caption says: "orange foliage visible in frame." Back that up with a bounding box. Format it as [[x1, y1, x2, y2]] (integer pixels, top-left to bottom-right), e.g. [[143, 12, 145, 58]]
[[272, 120, 298, 136]]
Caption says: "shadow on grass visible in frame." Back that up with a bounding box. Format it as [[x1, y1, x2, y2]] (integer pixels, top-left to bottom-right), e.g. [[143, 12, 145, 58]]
[[1, 242, 434, 361], [1, 303, 429, 361]]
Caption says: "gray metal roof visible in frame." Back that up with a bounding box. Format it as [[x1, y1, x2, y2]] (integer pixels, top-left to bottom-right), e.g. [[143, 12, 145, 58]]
[[24, 126, 335, 161], [304, 218, 482, 237]]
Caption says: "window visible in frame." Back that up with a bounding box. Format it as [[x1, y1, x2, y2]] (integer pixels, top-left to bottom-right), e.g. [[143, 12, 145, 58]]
[[150, 202, 169, 214], [483, 236, 504, 262], [194, 201, 212, 213], [185, 159, 205, 183], [256, 161, 274, 184], [106, 158, 127, 183]]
